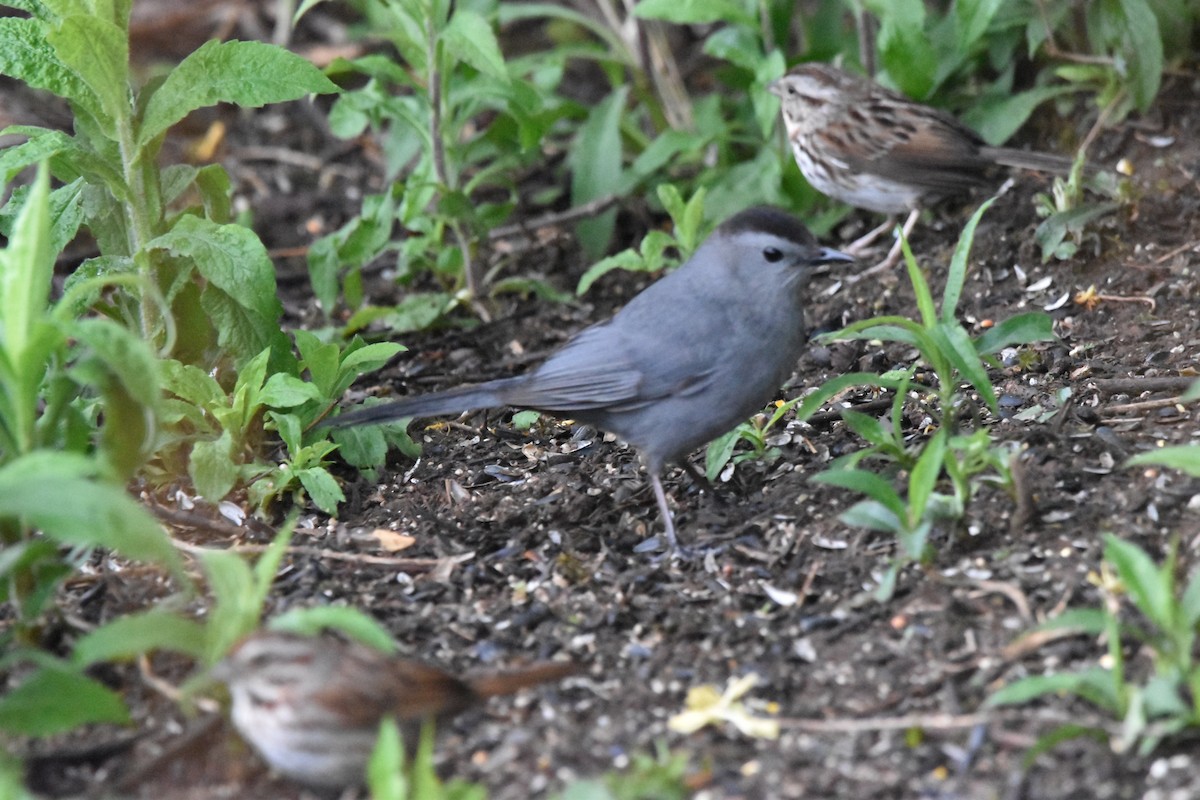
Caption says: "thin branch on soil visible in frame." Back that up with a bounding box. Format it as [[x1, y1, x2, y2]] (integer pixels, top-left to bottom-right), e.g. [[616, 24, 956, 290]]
[[1125, 239, 1200, 267], [797, 558, 822, 608], [1075, 286, 1156, 312], [233, 145, 327, 171], [137, 653, 219, 714], [1103, 395, 1193, 416], [1008, 451, 1034, 538], [777, 711, 994, 732], [170, 538, 476, 573], [999, 625, 1093, 662], [149, 503, 268, 539], [488, 194, 621, 241], [1089, 376, 1197, 395], [804, 396, 893, 426], [962, 579, 1035, 623]]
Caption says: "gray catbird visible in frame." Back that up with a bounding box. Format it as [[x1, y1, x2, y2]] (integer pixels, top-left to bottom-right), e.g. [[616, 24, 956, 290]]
[[323, 207, 852, 548]]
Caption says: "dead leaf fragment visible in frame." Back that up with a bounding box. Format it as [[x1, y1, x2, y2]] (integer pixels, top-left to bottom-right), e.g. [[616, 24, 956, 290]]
[[668, 674, 780, 740], [370, 529, 416, 553]]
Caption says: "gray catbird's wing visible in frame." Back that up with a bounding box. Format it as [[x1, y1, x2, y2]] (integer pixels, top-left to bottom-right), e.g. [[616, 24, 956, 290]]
[[503, 316, 719, 414]]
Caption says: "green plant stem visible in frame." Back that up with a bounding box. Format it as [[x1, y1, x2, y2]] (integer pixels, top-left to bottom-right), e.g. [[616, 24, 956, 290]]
[[424, 13, 478, 301], [116, 114, 165, 340]]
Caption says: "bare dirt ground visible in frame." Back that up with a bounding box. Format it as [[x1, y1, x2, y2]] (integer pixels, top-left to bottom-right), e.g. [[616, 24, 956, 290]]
[[14, 5, 1200, 800]]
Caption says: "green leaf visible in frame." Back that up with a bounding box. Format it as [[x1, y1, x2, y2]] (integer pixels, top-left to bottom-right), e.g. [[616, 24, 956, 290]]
[[328, 425, 389, 469], [367, 717, 406, 799], [0, 452, 182, 573], [973, 312, 1056, 356], [149, 216, 284, 363], [511, 410, 540, 430], [839, 409, 892, 448], [193, 163, 233, 222], [351, 292, 455, 336], [441, 10, 508, 83], [633, 0, 755, 26], [1032, 607, 1110, 636], [200, 548, 259, 665], [268, 607, 397, 652], [340, 342, 406, 374], [249, 523, 293, 619], [1179, 571, 1200, 628], [190, 430, 237, 500], [161, 359, 224, 406], [73, 610, 207, 666], [47, 15, 128, 134], [874, 1, 936, 99], [942, 199, 994, 322], [1113, 0, 1164, 111], [260, 374, 323, 408], [704, 427, 741, 482], [568, 87, 627, 259], [138, 40, 338, 149], [0, 128, 75, 184], [0, 18, 95, 111], [555, 780, 616, 800], [202, 522, 291, 666], [0, 164, 52, 372], [812, 468, 907, 520], [907, 427, 946, 523], [961, 85, 1079, 146], [986, 667, 1113, 708], [1021, 724, 1110, 767], [954, 0, 1003, 51], [780, 370, 909, 425], [930, 321, 998, 411], [150, 216, 280, 324], [0, 665, 129, 735], [1127, 445, 1200, 477], [1035, 202, 1121, 263], [297, 466, 345, 514], [900, 235, 937, 327], [1104, 534, 1173, 631], [71, 317, 160, 407], [408, 721, 440, 799], [838, 499, 902, 534], [576, 249, 643, 295]]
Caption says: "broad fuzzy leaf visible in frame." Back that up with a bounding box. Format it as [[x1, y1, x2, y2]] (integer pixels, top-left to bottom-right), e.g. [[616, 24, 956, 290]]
[[0, 452, 182, 574], [0, 666, 129, 735], [442, 10, 508, 83], [47, 14, 128, 135], [138, 40, 338, 148]]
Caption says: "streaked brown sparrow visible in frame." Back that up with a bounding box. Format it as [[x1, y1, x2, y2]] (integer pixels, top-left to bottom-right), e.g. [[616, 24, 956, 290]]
[[769, 63, 1075, 267], [213, 631, 577, 789]]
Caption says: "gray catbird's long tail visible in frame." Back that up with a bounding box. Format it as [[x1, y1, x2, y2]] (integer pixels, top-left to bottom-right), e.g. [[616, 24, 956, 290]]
[[321, 378, 525, 430]]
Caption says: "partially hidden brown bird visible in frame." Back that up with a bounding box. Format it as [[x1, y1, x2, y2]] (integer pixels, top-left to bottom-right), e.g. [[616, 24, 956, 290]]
[[214, 631, 577, 789], [769, 63, 1077, 270]]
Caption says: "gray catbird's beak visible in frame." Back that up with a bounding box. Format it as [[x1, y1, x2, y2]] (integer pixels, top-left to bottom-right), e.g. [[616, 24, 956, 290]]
[[817, 247, 855, 265]]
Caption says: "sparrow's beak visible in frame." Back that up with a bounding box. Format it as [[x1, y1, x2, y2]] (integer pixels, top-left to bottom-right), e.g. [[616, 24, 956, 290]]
[[767, 79, 784, 98]]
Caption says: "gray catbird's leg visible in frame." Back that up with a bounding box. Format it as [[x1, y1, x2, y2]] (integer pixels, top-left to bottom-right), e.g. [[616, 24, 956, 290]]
[[649, 472, 677, 550]]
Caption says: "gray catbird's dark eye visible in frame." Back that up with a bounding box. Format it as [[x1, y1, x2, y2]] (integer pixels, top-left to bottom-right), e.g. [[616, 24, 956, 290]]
[[762, 246, 783, 263]]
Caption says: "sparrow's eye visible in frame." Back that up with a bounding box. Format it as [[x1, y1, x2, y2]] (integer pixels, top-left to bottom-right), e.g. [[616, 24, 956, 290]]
[[763, 246, 784, 263]]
